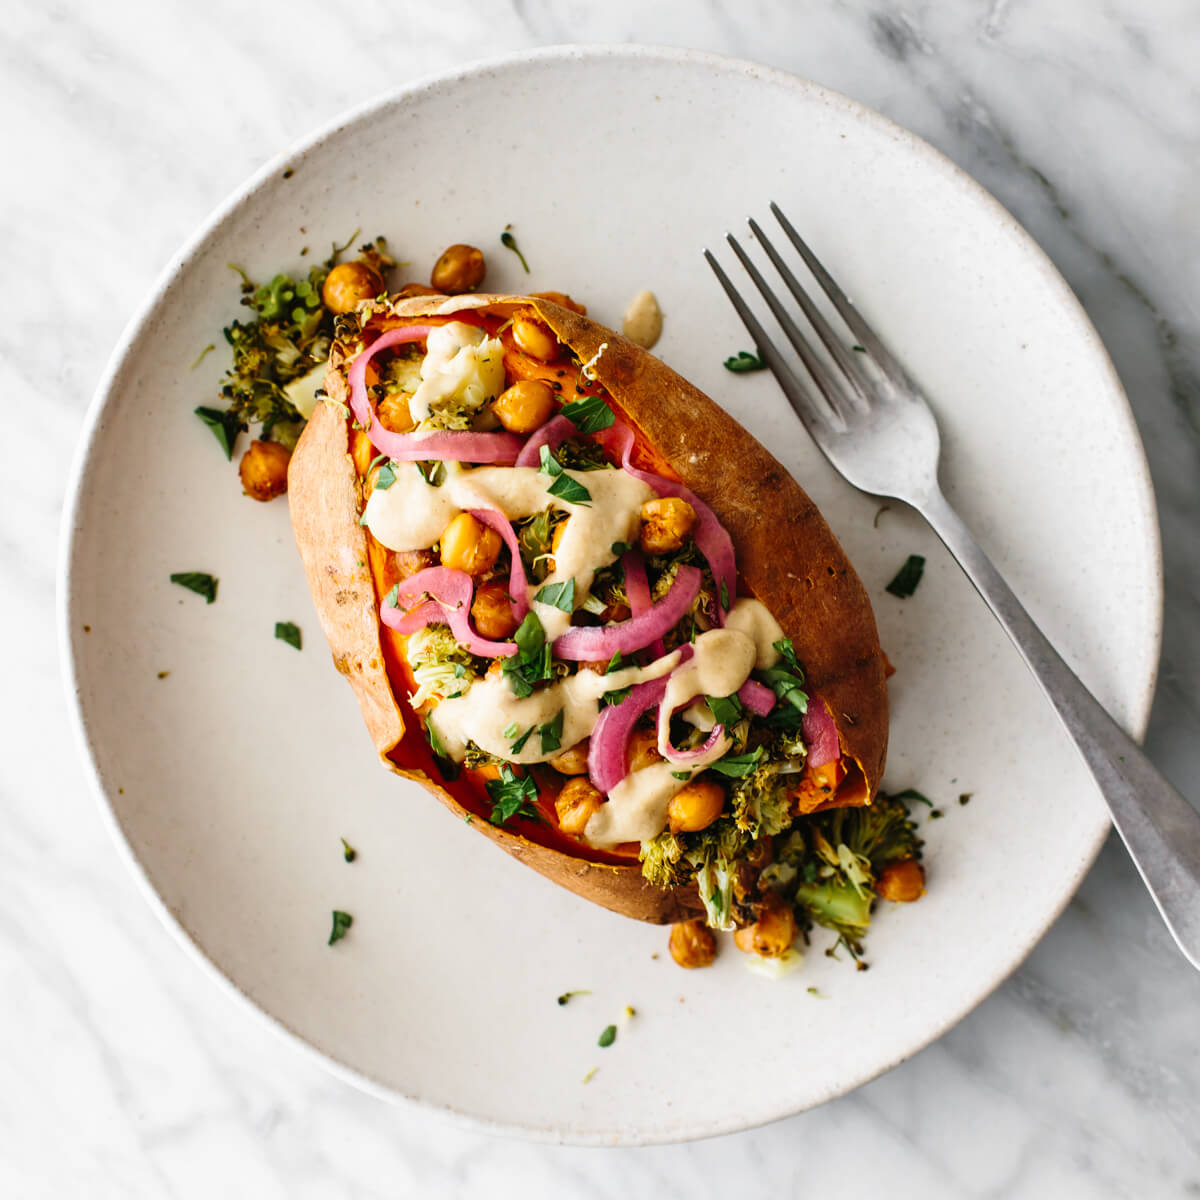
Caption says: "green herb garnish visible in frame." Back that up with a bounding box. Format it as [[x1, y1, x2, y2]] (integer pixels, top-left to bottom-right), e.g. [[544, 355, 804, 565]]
[[601, 686, 632, 708], [194, 405, 244, 460], [328, 911, 353, 945], [535, 579, 575, 612], [773, 638, 800, 671], [706, 693, 743, 726], [383, 583, 401, 609], [538, 443, 592, 505], [500, 227, 530, 273], [605, 651, 626, 675], [597, 1024, 617, 1048], [890, 787, 933, 808], [340, 838, 357, 863], [506, 723, 535, 754], [415, 459, 446, 487], [485, 764, 539, 825], [501, 612, 552, 697], [671, 770, 691, 781], [885, 554, 926, 598], [723, 350, 766, 373], [710, 746, 767, 778], [539, 710, 564, 754], [170, 572, 218, 604], [557, 990, 591, 1006], [719, 580, 731, 611], [374, 462, 397, 490], [610, 539, 634, 557], [275, 621, 302, 650], [560, 393, 615, 433]]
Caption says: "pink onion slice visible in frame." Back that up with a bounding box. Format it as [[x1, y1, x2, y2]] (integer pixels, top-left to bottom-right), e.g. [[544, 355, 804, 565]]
[[553, 565, 702, 661], [621, 548, 665, 660], [659, 722, 726, 765], [467, 508, 530, 623], [737, 679, 777, 717], [607, 423, 738, 622], [379, 566, 517, 657], [346, 324, 524, 463], [802, 699, 840, 768], [514, 413, 576, 468], [587, 674, 671, 793]]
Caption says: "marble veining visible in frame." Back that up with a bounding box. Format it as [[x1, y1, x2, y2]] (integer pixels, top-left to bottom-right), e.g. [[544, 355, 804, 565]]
[[5, 0, 1200, 1195]]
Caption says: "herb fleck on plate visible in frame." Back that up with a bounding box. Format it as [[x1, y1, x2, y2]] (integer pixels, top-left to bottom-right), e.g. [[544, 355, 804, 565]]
[[885, 554, 925, 598], [170, 572, 218, 604], [275, 621, 302, 650], [328, 910, 353, 945]]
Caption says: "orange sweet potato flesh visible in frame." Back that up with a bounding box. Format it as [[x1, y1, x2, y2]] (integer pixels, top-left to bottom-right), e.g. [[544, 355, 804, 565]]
[[288, 295, 889, 924]]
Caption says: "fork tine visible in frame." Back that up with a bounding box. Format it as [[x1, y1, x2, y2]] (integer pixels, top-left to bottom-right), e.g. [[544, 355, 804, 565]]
[[769, 201, 909, 389], [703, 249, 846, 435], [723, 232, 854, 425], [747, 216, 872, 410]]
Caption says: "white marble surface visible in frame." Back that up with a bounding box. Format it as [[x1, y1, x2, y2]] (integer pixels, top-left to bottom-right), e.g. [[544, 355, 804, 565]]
[[6, 0, 1200, 1194]]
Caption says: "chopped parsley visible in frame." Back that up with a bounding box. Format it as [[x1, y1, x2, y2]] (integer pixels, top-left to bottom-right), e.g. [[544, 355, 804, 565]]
[[275, 621, 302, 650], [534, 579, 575, 612], [604, 651, 626, 674], [601, 685, 632, 708], [328, 911, 353, 945], [560, 393, 615, 433], [706, 693, 743, 726], [671, 770, 691, 781], [485, 764, 540, 825], [723, 350, 766, 373], [597, 1024, 617, 1048], [194, 405, 243, 460], [340, 838, 357, 863], [170, 572, 218, 604], [501, 612, 553, 697], [538, 444, 592, 506], [374, 462, 397, 490], [709, 746, 767, 778], [500, 226, 530, 273], [885, 554, 926, 598], [539, 710, 564, 754], [505, 723, 536, 754]]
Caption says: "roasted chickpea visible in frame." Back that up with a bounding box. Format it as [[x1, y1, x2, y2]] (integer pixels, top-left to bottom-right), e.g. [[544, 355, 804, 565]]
[[440, 513, 502, 576], [666, 779, 725, 835], [322, 261, 384, 314], [376, 391, 413, 432], [876, 858, 926, 903], [555, 777, 603, 835], [430, 243, 486, 294], [639, 497, 697, 555], [239, 439, 291, 501], [492, 379, 556, 434], [548, 739, 589, 776], [512, 310, 560, 362], [470, 582, 519, 641], [733, 893, 798, 958], [396, 282, 442, 298], [668, 919, 717, 969], [394, 549, 434, 579], [627, 727, 663, 773]]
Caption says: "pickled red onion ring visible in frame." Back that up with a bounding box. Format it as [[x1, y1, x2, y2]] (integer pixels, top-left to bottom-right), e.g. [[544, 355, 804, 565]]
[[802, 700, 840, 767], [468, 508, 529, 623], [737, 679, 777, 717], [621, 548, 665, 660], [514, 414, 575, 468], [347, 325, 524, 463], [379, 566, 517, 657], [553, 565, 702, 661]]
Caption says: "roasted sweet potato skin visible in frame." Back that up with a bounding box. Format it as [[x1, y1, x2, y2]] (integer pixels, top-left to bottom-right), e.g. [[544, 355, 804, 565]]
[[288, 295, 888, 924]]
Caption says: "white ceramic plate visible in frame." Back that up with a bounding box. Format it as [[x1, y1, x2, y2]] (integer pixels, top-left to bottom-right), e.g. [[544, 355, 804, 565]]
[[60, 46, 1161, 1144]]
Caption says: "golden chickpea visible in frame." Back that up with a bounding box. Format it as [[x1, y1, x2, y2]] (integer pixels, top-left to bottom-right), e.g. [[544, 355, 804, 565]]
[[668, 919, 717, 969], [555, 777, 603, 835], [376, 391, 413, 432], [876, 859, 926, 903], [322, 261, 384, 314], [733, 893, 798, 958], [666, 779, 725, 834], [239, 439, 291, 501], [627, 727, 663, 773], [639, 497, 697, 556], [548, 739, 589, 776], [430, 243, 486, 294], [491, 379, 556, 434], [470, 582, 519, 641], [440, 513, 503, 576], [512, 310, 560, 362], [394, 549, 434, 579]]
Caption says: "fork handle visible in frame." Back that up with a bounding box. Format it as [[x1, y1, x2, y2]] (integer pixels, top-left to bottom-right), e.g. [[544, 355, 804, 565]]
[[919, 486, 1200, 969]]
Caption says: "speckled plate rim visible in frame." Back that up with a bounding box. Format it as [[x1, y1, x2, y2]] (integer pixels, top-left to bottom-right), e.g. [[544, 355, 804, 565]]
[[58, 43, 1162, 1145]]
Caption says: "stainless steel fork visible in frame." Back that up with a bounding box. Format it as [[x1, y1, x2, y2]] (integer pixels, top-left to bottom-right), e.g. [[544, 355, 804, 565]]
[[706, 202, 1200, 970]]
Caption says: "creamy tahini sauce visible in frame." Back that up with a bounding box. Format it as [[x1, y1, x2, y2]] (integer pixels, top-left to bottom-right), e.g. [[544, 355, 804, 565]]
[[724, 597, 785, 669], [363, 462, 654, 640]]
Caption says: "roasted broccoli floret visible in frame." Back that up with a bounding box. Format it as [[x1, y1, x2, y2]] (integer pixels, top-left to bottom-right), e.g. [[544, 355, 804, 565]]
[[405, 624, 482, 707]]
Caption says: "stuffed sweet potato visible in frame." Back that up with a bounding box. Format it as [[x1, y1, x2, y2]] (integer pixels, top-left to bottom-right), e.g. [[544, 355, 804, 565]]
[[289, 288, 898, 956]]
